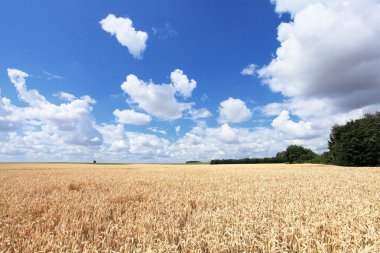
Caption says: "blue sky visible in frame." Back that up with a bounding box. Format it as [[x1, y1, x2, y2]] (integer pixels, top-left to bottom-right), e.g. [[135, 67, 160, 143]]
[[1, 0, 380, 162]]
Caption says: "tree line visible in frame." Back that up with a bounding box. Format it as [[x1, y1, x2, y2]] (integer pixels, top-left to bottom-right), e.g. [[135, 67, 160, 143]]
[[210, 112, 379, 167]]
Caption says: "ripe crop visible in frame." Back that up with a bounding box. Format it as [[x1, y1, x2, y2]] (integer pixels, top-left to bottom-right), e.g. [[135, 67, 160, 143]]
[[1, 163, 379, 252]]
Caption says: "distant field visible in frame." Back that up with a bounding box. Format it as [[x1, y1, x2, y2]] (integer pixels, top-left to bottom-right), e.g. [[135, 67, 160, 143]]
[[1, 163, 379, 252]]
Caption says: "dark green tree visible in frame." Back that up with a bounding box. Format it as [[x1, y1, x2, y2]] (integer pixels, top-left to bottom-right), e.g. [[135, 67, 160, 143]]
[[285, 145, 317, 164], [275, 151, 286, 162], [306, 151, 335, 164], [329, 112, 380, 166]]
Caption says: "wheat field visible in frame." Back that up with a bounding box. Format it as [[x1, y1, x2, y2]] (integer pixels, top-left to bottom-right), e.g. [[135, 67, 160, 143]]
[[0, 163, 379, 252]]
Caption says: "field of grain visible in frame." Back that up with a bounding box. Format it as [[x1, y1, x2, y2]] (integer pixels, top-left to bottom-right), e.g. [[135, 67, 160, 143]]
[[1, 163, 380, 252]]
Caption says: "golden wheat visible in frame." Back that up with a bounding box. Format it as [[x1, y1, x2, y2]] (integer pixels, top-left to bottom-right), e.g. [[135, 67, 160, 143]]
[[1, 163, 379, 252]]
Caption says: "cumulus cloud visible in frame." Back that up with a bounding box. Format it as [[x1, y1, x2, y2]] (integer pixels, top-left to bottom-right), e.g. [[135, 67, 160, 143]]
[[271, 0, 344, 16], [271, 110, 316, 139], [127, 132, 170, 157], [113, 109, 151, 125], [8, 69, 48, 107], [248, 0, 380, 155], [213, 124, 239, 143], [169, 124, 287, 161], [54, 91, 76, 102], [100, 14, 148, 59], [188, 108, 212, 119], [148, 127, 167, 135], [241, 64, 257, 76], [0, 68, 334, 163], [4, 69, 309, 163], [0, 96, 18, 133], [120, 71, 195, 120], [170, 69, 197, 98], [259, 0, 380, 112], [218, 98, 252, 123], [96, 124, 129, 160], [6, 68, 103, 147]]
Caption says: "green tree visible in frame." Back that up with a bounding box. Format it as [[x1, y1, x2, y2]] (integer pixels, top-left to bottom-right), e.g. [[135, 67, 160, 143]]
[[285, 145, 317, 164], [307, 151, 335, 164], [275, 151, 286, 162], [329, 112, 380, 166]]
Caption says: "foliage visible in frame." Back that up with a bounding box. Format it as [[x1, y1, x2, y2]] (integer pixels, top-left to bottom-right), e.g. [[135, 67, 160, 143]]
[[284, 145, 317, 164], [186, 161, 202, 164], [210, 155, 285, 165], [328, 112, 380, 166], [304, 151, 335, 165], [275, 151, 286, 161]]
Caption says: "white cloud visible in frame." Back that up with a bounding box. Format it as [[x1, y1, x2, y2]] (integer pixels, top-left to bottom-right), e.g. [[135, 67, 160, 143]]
[[169, 124, 287, 161], [241, 64, 257, 76], [42, 71, 63, 80], [250, 0, 380, 155], [170, 69, 197, 98], [127, 132, 170, 157], [0, 68, 342, 163], [120, 73, 192, 120], [188, 108, 212, 119], [54, 91, 76, 102], [3, 68, 304, 163], [8, 69, 47, 107], [260, 102, 285, 116], [100, 14, 148, 59], [6, 68, 103, 147], [113, 109, 151, 125], [175, 126, 181, 134], [213, 124, 239, 143], [0, 96, 18, 133], [218, 98, 252, 123], [271, 110, 315, 139], [97, 124, 129, 160], [259, 0, 380, 112], [0, 100, 19, 133], [148, 127, 167, 135], [271, 0, 344, 16]]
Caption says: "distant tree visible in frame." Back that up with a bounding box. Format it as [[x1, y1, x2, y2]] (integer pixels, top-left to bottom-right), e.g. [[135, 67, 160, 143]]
[[306, 151, 335, 164], [210, 156, 285, 165], [285, 145, 317, 164], [329, 112, 380, 166], [186, 161, 202, 164], [275, 151, 286, 162], [93, 160, 96, 164]]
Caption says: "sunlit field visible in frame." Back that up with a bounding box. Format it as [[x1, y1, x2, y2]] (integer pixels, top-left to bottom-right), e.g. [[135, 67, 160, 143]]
[[1, 163, 379, 252]]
